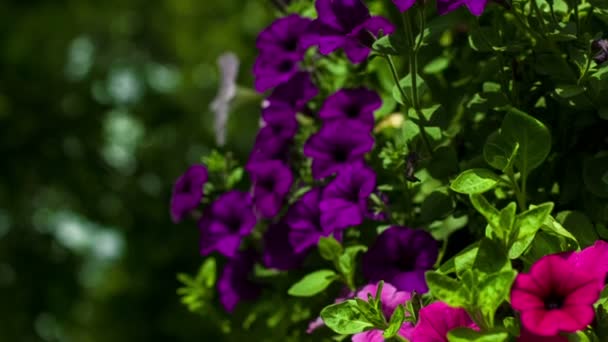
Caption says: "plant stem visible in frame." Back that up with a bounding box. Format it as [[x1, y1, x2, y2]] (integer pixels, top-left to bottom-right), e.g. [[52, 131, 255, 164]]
[[531, 0, 548, 37], [578, 45, 593, 84], [385, 55, 413, 109], [403, 9, 434, 156], [574, 2, 580, 38], [507, 167, 526, 211]]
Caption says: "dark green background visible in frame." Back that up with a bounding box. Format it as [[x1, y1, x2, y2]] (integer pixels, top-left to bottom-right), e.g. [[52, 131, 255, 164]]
[[0, 0, 274, 340]]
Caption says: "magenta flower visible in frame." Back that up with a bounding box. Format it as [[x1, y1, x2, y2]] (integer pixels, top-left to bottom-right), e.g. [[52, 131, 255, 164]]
[[409, 302, 478, 342], [318, 88, 381, 130], [198, 191, 257, 258], [436, 0, 489, 16], [303, 120, 374, 179], [392, 0, 416, 12], [170, 164, 208, 223], [247, 160, 294, 219], [352, 282, 414, 342], [256, 15, 312, 60], [362, 226, 438, 293], [320, 163, 376, 232], [286, 188, 332, 253], [262, 221, 307, 270], [564, 240, 608, 288], [218, 251, 261, 312], [305, 0, 395, 63], [510, 255, 602, 337], [262, 72, 318, 126]]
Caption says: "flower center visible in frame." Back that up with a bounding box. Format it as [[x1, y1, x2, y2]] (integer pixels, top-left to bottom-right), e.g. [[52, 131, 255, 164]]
[[277, 60, 293, 72], [397, 256, 417, 271], [224, 215, 243, 232], [332, 148, 348, 163], [543, 294, 564, 310], [282, 39, 298, 52], [258, 176, 276, 192], [344, 105, 360, 118]]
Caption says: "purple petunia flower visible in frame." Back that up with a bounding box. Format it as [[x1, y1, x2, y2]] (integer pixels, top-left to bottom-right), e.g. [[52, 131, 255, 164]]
[[170, 164, 208, 223], [263, 221, 307, 270], [263, 72, 318, 125], [362, 226, 438, 293], [320, 163, 376, 232], [392, 0, 417, 12], [592, 39, 608, 65], [257, 15, 312, 60], [305, 0, 395, 64], [248, 119, 297, 166], [247, 160, 294, 219], [436, 0, 489, 16], [286, 188, 342, 253], [198, 191, 257, 258], [318, 88, 381, 130], [303, 120, 374, 179], [218, 251, 261, 312], [353, 282, 414, 341], [253, 55, 301, 92]]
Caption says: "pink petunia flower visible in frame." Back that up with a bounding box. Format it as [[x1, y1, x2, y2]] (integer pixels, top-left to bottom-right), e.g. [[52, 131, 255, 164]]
[[409, 302, 477, 342], [352, 282, 414, 342], [564, 240, 608, 288], [511, 255, 603, 336]]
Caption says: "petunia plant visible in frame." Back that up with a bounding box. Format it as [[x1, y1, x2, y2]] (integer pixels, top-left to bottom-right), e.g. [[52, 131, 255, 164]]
[[170, 0, 608, 340]]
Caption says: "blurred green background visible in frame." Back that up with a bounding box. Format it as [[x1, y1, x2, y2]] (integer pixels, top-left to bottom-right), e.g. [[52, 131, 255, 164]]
[[0, 0, 275, 340]]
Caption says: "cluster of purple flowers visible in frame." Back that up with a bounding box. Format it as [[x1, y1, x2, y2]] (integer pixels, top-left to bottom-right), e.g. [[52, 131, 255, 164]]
[[170, 0, 497, 317]]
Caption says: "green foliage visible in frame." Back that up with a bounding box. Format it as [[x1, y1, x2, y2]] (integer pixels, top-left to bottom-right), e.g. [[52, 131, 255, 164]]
[[450, 169, 501, 194], [177, 258, 217, 312], [447, 328, 509, 342], [320, 300, 375, 335], [287, 270, 338, 297], [383, 304, 406, 339]]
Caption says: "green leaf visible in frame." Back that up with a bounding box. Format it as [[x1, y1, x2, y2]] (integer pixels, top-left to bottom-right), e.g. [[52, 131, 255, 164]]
[[501, 108, 552, 176], [197, 257, 217, 288], [515, 203, 555, 237], [541, 214, 579, 247], [420, 190, 454, 223], [383, 304, 406, 339], [469, 194, 500, 229], [392, 74, 428, 105], [509, 203, 554, 258], [288, 270, 337, 297], [557, 211, 598, 247], [496, 202, 517, 240], [483, 131, 520, 172], [372, 33, 407, 56], [226, 167, 244, 188], [450, 169, 501, 194], [426, 271, 468, 307], [423, 56, 450, 74], [438, 241, 479, 275], [321, 299, 374, 335], [447, 328, 509, 341], [502, 316, 520, 337], [318, 236, 343, 261], [555, 84, 585, 98], [338, 245, 368, 277], [473, 238, 511, 275], [477, 270, 517, 326], [583, 154, 608, 198]]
